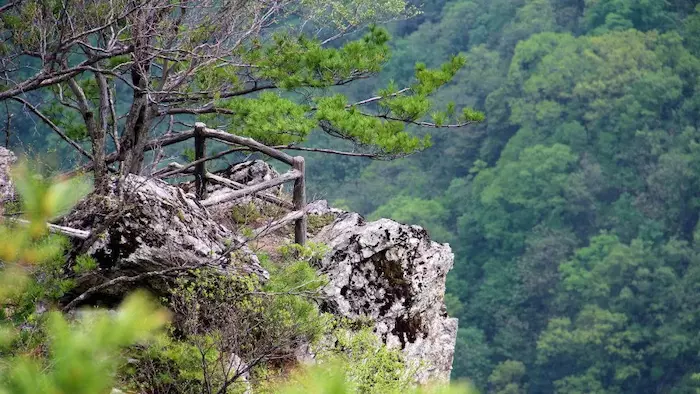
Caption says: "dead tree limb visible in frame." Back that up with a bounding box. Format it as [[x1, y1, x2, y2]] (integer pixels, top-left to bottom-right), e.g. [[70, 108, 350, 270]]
[[63, 265, 200, 311], [5, 218, 91, 239], [252, 210, 305, 239], [63, 131, 195, 177], [11, 97, 94, 161]]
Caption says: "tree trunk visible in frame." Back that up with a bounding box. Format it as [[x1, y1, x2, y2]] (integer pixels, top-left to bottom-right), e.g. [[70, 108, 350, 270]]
[[119, 19, 156, 176], [120, 90, 152, 175], [120, 7, 158, 176], [67, 77, 107, 193], [93, 71, 111, 193]]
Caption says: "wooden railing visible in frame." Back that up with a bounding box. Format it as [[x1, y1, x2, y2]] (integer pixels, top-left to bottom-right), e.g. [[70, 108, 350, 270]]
[[186, 122, 307, 245], [44, 122, 309, 245]]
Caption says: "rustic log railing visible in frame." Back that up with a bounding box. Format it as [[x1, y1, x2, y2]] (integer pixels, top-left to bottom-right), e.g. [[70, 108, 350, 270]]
[[189, 122, 307, 245], [33, 122, 309, 245]]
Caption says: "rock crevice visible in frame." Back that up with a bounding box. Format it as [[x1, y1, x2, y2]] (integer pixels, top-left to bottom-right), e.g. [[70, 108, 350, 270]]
[[313, 212, 458, 383]]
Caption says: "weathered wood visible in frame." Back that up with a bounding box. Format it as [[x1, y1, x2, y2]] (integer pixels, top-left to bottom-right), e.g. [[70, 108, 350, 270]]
[[253, 210, 305, 239], [6, 218, 91, 239], [194, 122, 208, 199], [161, 162, 295, 209], [292, 156, 307, 246], [205, 172, 295, 209], [201, 127, 296, 165], [200, 170, 301, 207]]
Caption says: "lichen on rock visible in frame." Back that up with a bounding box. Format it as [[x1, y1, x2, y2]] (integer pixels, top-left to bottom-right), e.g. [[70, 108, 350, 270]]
[[0, 147, 16, 208], [27, 158, 459, 383], [60, 174, 266, 305], [313, 212, 458, 383]]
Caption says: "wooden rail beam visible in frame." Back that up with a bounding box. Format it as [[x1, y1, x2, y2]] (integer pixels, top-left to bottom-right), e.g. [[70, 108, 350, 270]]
[[200, 169, 301, 207], [205, 172, 294, 209], [201, 127, 296, 165], [161, 162, 295, 209], [5, 218, 91, 239]]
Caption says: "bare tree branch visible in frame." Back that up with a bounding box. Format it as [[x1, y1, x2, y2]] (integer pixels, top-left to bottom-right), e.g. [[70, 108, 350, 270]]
[[366, 112, 480, 128], [349, 87, 412, 107], [4, 217, 91, 240], [10, 96, 93, 160], [0, 1, 19, 14], [0, 46, 133, 102], [66, 74, 108, 189], [62, 265, 201, 311]]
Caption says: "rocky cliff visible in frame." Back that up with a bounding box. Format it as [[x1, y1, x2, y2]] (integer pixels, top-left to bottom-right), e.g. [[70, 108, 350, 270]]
[[0, 147, 16, 208], [313, 210, 457, 382], [58, 173, 267, 305], [0, 152, 457, 382]]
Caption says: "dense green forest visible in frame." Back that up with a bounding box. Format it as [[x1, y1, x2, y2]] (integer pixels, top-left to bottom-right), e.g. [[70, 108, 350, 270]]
[[304, 0, 700, 392], [6, 0, 700, 392]]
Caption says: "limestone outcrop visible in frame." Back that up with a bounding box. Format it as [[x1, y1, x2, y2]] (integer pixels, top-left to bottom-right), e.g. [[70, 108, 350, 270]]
[[59, 174, 266, 305], [313, 212, 458, 383], [1, 152, 458, 382], [0, 147, 16, 207]]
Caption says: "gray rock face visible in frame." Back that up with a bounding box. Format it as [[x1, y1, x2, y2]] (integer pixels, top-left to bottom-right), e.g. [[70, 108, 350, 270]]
[[61, 174, 266, 304], [314, 213, 458, 383], [306, 199, 345, 215], [0, 147, 16, 207], [54, 163, 458, 380]]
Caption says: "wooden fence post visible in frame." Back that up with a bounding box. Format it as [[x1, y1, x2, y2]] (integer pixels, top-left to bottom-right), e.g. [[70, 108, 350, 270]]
[[194, 122, 208, 200], [292, 156, 307, 245]]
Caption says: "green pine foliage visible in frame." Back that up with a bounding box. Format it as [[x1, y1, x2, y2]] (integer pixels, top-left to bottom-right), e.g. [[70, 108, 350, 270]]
[[0, 163, 168, 394], [305, 1, 700, 392]]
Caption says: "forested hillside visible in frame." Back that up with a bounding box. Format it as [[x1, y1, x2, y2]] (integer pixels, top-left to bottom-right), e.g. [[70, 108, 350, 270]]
[[5, 0, 700, 392], [0, 0, 472, 392], [306, 1, 700, 392]]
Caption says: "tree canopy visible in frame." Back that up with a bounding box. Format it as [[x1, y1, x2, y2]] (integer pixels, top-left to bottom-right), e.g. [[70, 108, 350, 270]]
[[0, 0, 481, 193], [7, 0, 700, 392], [302, 0, 700, 392]]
